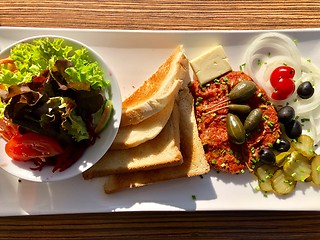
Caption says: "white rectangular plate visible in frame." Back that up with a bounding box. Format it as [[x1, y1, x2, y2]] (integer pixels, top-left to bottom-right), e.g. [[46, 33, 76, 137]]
[[1, 27, 320, 216]]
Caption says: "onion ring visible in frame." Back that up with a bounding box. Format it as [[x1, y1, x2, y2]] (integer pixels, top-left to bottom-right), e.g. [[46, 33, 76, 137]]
[[243, 32, 320, 143]]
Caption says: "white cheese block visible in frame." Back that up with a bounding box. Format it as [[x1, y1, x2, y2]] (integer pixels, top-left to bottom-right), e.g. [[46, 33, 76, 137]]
[[190, 45, 232, 84]]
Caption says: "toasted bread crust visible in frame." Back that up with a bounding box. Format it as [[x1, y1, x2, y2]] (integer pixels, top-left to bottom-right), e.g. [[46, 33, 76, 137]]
[[103, 88, 210, 193], [83, 45, 210, 194], [82, 103, 182, 180], [121, 45, 188, 126]]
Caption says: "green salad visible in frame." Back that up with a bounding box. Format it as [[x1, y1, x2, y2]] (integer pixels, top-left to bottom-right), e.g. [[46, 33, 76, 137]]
[[0, 37, 113, 172]]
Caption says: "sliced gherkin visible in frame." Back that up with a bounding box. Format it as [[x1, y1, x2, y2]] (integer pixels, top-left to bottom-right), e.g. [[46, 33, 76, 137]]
[[275, 151, 292, 167], [291, 134, 315, 159], [311, 155, 320, 186], [255, 165, 278, 192], [283, 151, 311, 182], [271, 169, 296, 195]]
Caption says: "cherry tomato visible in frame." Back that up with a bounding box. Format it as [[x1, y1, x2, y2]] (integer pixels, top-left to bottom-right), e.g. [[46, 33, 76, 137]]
[[5, 132, 63, 161], [271, 85, 294, 100], [270, 66, 296, 100], [272, 77, 296, 101], [270, 66, 295, 88]]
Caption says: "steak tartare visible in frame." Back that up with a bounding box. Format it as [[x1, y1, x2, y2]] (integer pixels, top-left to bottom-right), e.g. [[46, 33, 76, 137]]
[[190, 71, 280, 173]]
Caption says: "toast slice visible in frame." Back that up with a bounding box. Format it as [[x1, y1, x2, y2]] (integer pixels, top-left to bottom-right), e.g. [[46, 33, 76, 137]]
[[103, 88, 210, 193], [110, 97, 175, 150], [121, 45, 188, 126], [82, 103, 182, 179]]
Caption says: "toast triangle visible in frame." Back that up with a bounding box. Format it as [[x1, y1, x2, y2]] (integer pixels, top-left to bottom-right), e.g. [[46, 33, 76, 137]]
[[103, 88, 210, 193], [82, 103, 182, 179], [110, 96, 175, 150], [121, 45, 188, 126]]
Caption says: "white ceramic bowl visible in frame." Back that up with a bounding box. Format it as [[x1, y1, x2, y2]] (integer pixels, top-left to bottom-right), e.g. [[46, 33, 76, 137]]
[[0, 35, 122, 182]]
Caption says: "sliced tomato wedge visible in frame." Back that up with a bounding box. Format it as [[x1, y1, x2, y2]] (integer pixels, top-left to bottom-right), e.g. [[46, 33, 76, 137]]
[[5, 132, 63, 161]]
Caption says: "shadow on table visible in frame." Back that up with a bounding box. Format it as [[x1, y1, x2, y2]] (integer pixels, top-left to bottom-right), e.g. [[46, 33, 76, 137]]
[[14, 167, 320, 214], [15, 171, 216, 214], [104, 172, 217, 211]]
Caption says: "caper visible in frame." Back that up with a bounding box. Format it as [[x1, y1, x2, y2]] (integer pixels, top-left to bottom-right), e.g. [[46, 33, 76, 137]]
[[244, 108, 262, 132], [228, 81, 257, 103], [228, 104, 251, 114], [226, 113, 246, 145]]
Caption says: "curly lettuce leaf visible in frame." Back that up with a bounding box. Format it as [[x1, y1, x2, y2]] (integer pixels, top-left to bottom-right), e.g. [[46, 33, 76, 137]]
[[65, 48, 110, 89], [0, 64, 34, 86], [0, 38, 73, 85], [0, 38, 112, 139], [62, 109, 89, 142], [0, 38, 108, 90], [45, 97, 89, 142]]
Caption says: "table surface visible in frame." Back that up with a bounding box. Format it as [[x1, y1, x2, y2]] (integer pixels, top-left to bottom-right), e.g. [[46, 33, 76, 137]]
[[1, 0, 320, 239]]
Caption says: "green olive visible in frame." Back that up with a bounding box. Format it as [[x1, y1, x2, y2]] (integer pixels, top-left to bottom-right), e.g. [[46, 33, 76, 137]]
[[228, 104, 251, 114], [228, 81, 257, 103], [226, 113, 246, 145], [244, 108, 262, 132]]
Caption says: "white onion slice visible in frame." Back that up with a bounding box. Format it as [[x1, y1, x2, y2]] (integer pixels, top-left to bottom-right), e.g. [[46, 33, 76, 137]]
[[244, 32, 302, 99], [243, 32, 320, 144], [303, 114, 320, 144], [289, 59, 320, 115]]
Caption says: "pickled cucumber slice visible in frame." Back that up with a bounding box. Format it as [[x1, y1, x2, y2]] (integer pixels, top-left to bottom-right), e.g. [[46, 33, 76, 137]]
[[275, 151, 291, 167], [271, 169, 296, 195], [283, 151, 311, 182], [255, 165, 277, 192], [311, 155, 320, 186], [291, 135, 315, 159]]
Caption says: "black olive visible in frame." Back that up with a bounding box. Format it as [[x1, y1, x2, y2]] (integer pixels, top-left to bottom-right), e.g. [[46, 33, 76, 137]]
[[259, 148, 276, 165], [277, 106, 295, 124], [297, 81, 314, 99], [273, 138, 291, 152], [285, 120, 302, 139]]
